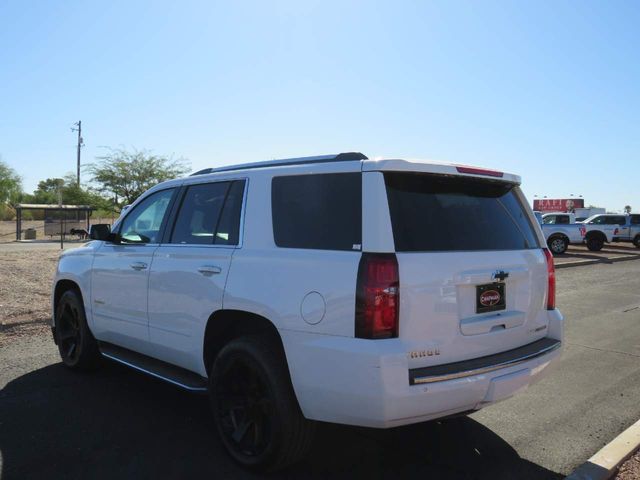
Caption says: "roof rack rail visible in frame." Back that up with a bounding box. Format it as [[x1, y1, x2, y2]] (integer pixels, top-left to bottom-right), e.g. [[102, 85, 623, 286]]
[[189, 152, 368, 176]]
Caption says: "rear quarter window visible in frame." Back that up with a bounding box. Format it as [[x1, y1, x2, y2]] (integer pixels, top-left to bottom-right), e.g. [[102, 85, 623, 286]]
[[384, 172, 540, 252], [271, 173, 361, 251]]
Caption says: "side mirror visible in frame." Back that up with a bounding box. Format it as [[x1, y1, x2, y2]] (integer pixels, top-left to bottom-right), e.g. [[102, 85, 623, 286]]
[[89, 224, 112, 241]]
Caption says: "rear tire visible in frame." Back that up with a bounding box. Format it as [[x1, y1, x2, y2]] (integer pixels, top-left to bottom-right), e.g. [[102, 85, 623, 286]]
[[54, 289, 101, 370], [547, 236, 568, 255], [209, 335, 315, 471], [586, 236, 604, 251], [634, 236, 640, 248]]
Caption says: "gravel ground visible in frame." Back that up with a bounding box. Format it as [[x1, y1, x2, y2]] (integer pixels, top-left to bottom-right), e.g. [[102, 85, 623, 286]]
[[0, 248, 60, 344], [617, 451, 640, 479]]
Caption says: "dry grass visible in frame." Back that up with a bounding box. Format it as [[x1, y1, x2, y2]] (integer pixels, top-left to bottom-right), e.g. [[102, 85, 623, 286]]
[[0, 248, 60, 342], [0, 220, 42, 243]]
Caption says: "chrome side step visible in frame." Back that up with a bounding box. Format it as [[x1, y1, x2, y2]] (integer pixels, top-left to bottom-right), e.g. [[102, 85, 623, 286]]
[[99, 342, 208, 392], [409, 338, 561, 385]]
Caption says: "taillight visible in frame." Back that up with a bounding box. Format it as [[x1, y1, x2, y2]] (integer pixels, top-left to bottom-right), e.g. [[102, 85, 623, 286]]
[[543, 248, 556, 310], [614, 228, 619, 235], [355, 253, 399, 339]]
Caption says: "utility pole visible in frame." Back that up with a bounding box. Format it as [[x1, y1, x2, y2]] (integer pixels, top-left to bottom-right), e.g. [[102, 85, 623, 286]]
[[71, 121, 84, 186]]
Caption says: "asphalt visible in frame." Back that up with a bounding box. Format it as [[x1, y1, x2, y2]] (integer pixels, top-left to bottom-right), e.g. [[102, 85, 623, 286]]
[[1, 261, 640, 479]]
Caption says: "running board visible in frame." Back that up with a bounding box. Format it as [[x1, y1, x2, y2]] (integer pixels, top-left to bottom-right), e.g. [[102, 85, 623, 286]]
[[98, 342, 208, 392]]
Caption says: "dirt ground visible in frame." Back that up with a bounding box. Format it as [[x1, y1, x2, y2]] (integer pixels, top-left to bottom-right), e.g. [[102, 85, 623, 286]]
[[0, 247, 60, 343], [617, 451, 640, 479]]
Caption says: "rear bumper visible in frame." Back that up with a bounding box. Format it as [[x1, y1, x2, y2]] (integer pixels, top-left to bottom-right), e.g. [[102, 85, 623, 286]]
[[409, 337, 560, 385], [281, 309, 564, 428]]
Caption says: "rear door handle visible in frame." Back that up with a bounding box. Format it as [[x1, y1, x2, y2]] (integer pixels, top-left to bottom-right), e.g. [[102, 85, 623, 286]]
[[198, 265, 222, 276], [130, 262, 148, 271]]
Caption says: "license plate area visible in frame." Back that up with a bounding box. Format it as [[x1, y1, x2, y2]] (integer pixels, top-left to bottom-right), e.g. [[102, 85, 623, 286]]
[[476, 283, 506, 314]]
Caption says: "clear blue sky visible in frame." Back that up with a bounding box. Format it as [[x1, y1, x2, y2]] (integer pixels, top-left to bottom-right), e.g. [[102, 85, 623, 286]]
[[1, 0, 638, 211]]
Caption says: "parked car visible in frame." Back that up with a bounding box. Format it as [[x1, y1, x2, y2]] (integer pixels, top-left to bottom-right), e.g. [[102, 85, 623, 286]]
[[538, 212, 586, 254], [51, 153, 563, 470], [583, 214, 640, 251]]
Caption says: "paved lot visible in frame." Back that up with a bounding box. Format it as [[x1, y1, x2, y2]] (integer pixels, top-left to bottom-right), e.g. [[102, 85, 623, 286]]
[[555, 244, 640, 268], [1, 260, 640, 479]]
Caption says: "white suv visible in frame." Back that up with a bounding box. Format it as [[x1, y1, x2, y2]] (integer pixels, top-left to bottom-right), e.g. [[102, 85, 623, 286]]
[[51, 152, 563, 470]]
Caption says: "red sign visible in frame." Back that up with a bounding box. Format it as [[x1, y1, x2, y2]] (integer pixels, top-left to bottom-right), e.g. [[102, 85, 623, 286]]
[[533, 198, 584, 213], [480, 290, 501, 307]]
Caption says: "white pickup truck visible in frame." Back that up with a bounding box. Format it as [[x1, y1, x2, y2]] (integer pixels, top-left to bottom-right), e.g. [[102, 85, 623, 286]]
[[583, 214, 640, 251], [537, 212, 586, 254]]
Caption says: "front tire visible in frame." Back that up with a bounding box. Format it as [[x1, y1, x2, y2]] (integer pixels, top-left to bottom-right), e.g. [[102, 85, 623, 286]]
[[54, 289, 101, 370], [548, 236, 568, 255], [209, 336, 315, 471], [634, 236, 640, 248], [586, 236, 604, 251]]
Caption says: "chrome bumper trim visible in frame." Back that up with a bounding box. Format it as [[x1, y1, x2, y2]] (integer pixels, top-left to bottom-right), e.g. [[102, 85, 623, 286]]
[[409, 338, 561, 385]]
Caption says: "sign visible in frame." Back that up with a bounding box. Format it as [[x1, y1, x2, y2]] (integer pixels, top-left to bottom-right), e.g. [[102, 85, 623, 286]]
[[533, 198, 585, 213]]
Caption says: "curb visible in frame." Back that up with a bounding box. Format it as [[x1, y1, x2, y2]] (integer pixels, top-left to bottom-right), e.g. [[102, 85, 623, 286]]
[[556, 254, 640, 269], [566, 419, 640, 480]]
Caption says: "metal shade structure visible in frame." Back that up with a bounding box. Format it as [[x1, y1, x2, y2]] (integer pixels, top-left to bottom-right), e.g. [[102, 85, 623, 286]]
[[15, 204, 94, 240]]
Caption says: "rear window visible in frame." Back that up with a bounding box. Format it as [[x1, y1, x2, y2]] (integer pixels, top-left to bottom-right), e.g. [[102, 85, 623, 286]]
[[272, 173, 361, 251], [384, 172, 540, 252]]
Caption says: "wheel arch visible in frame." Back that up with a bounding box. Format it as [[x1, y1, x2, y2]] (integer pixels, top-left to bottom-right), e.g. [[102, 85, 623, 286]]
[[203, 309, 286, 376]]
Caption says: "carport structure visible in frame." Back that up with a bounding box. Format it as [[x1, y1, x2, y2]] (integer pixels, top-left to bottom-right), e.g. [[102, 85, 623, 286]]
[[15, 204, 94, 241]]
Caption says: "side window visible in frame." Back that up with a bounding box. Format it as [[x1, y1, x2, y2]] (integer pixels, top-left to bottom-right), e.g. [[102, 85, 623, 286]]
[[170, 182, 230, 245], [120, 189, 175, 244], [214, 180, 246, 245], [607, 216, 626, 225], [543, 216, 555, 225], [558, 215, 570, 224], [271, 173, 362, 251], [590, 216, 605, 225], [169, 180, 246, 246], [631, 215, 640, 225]]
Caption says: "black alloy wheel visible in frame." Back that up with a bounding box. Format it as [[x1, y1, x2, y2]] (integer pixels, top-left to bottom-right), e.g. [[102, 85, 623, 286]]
[[57, 300, 83, 364], [215, 357, 273, 458], [209, 336, 315, 471], [55, 289, 100, 370]]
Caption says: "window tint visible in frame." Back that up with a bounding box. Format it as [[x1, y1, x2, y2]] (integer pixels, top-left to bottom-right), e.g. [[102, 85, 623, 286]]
[[120, 189, 174, 243], [557, 215, 570, 224], [272, 173, 361, 251], [589, 216, 605, 224], [603, 216, 626, 225], [631, 215, 640, 225], [169, 180, 246, 245], [214, 180, 246, 245], [384, 173, 540, 252]]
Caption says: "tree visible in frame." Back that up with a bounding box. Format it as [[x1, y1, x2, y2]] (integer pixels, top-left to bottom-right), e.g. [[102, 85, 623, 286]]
[[88, 148, 190, 206], [21, 174, 111, 211], [624, 205, 632, 214], [0, 158, 22, 205]]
